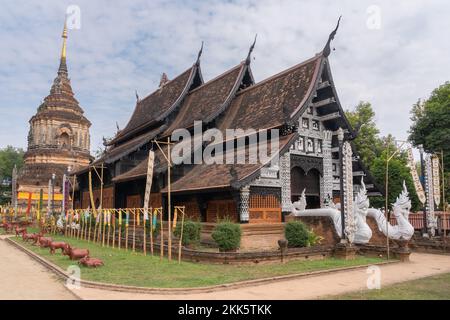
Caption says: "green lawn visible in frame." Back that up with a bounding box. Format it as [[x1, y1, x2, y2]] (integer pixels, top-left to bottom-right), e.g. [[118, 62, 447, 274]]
[[332, 273, 450, 300], [10, 229, 384, 288]]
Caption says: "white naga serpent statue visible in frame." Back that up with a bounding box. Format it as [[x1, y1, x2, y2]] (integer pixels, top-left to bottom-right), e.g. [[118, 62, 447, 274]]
[[290, 179, 414, 243], [367, 181, 414, 241]]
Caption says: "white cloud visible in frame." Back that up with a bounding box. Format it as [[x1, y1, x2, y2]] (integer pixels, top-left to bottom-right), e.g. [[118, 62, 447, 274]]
[[0, 0, 449, 152]]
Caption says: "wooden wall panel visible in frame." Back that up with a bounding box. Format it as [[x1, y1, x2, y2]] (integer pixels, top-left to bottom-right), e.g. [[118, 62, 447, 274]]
[[126, 194, 141, 208], [81, 187, 114, 209], [206, 200, 237, 222], [174, 200, 201, 221], [249, 194, 281, 224], [149, 193, 162, 208]]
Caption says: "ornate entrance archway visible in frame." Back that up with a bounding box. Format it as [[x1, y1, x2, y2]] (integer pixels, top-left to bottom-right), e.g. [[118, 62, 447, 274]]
[[290, 155, 323, 209]]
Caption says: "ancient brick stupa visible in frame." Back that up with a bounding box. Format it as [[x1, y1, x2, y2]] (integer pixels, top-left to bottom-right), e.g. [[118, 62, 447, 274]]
[[17, 22, 92, 203]]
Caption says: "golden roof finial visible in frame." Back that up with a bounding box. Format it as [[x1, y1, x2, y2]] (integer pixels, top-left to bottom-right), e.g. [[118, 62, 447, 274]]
[[61, 19, 68, 60]]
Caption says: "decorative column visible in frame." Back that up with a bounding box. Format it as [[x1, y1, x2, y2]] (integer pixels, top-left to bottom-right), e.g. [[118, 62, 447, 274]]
[[280, 152, 292, 213], [11, 165, 18, 219], [239, 185, 250, 223], [342, 141, 356, 244], [321, 130, 333, 206]]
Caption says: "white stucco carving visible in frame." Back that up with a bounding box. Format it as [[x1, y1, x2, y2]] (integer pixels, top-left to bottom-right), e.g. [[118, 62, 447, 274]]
[[367, 181, 415, 241]]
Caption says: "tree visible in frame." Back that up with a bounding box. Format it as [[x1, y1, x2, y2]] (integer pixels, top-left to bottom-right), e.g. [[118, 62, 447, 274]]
[[0, 146, 24, 179], [409, 82, 450, 203], [369, 144, 421, 212], [345, 101, 383, 169], [0, 146, 24, 205], [345, 104, 421, 211]]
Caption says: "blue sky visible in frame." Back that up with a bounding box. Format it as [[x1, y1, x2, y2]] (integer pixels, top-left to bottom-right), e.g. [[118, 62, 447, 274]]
[[0, 0, 449, 154]]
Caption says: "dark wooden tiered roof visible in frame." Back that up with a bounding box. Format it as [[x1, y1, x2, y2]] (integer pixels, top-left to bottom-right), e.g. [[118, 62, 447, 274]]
[[161, 62, 249, 137], [161, 133, 296, 193], [76, 21, 383, 196], [110, 65, 202, 145], [217, 55, 321, 132]]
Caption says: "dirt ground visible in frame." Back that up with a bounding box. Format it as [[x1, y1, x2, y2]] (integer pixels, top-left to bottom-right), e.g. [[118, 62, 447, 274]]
[[0, 236, 78, 300], [71, 252, 450, 300], [2, 235, 450, 300]]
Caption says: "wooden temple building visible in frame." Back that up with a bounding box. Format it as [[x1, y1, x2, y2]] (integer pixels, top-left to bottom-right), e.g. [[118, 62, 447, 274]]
[[18, 23, 92, 205], [72, 22, 381, 225]]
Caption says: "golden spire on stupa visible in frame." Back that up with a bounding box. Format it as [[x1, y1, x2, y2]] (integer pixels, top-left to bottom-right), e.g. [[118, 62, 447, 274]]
[[58, 19, 68, 74], [61, 20, 68, 60]]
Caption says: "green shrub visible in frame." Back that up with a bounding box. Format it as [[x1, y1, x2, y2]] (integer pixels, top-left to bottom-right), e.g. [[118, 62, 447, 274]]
[[211, 220, 241, 251], [285, 222, 323, 247], [173, 220, 201, 246], [285, 221, 310, 247]]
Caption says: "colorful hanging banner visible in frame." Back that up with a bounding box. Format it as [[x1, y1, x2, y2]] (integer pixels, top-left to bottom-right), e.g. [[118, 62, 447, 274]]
[[37, 189, 43, 221], [143, 150, 155, 221], [88, 169, 98, 218], [152, 210, 157, 231], [136, 209, 140, 226], [62, 174, 70, 218], [173, 207, 178, 230], [26, 192, 32, 218], [407, 147, 426, 204], [125, 210, 129, 227], [118, 209, 122, 226], [431, 155, 441, 207], [47, 179, 52, 216]]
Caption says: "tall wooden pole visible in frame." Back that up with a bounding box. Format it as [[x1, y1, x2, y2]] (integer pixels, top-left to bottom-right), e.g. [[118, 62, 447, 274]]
[[143, 209, 147, 255], [178, 207, 185, 264], [101, 165, 106, 247], [167, 137, 172, 261], [150, 208, 154, 256], [441, 150, 447, 247], [160, 210, 164, 261], [385, 154, 390, 260]]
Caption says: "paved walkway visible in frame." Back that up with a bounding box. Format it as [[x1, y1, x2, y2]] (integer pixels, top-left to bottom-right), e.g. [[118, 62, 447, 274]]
[[2, 235, 450, 300], [0, 237, 77, 300], [72, 252, 450, 300]]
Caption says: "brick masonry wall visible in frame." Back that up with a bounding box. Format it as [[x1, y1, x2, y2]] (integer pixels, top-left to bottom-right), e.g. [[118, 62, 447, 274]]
[[285, 215, 340, 246]]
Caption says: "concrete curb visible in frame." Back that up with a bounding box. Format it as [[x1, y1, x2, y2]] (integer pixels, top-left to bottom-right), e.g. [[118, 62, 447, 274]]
[[5, 237, 400, 295]]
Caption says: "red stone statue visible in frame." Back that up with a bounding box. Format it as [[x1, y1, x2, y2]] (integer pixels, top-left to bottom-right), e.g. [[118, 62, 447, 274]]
[[49, 241, 67, 254], [63, 244, 89, 260], [38, 237, 53, 248], [78, 256, 104, 268]]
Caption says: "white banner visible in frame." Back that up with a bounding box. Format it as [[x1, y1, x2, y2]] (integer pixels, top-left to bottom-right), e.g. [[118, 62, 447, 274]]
[[143, 150, 155, 220], [407, 148, 426, 204], [431, 155, 441, 207]]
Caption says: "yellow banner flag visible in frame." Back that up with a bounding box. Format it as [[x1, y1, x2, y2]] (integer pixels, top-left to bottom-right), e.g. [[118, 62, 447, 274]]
[[172, 207, 178, 230]]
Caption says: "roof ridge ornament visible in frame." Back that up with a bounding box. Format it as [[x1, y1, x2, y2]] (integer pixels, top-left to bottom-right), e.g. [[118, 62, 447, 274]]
[[323, 16, 341, 57], [159, 73, 169, 87], [196, 41, 204, 66], [245, 34, 257, 65], [135, 90, 140, 102]]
